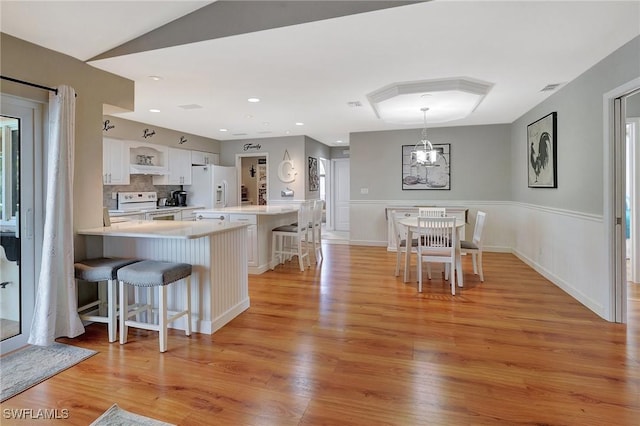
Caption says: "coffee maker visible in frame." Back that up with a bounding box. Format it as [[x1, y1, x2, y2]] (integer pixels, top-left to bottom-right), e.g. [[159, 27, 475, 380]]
[[172, 190, 188, 207]]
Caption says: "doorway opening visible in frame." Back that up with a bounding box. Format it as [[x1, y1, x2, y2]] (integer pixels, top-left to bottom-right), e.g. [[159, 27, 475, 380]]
[[236, 154, 268, 206], [606, 78, 640, 323]]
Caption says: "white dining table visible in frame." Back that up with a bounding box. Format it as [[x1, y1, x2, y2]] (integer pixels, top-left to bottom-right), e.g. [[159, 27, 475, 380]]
[[398, 217, 465, 287]]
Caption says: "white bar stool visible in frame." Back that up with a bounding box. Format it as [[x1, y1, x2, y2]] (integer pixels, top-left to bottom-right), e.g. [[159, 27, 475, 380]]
[[118, 260, 192, 353], [74, 257, 139, 342]]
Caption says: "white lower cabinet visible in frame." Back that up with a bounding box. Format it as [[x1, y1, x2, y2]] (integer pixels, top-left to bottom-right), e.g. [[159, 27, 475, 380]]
[[180, 208, 199, 221], [230, 214, 258, 266]]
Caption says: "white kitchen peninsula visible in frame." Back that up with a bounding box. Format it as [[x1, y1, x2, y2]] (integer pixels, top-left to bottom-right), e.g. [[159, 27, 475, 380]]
[[195, 205, 298, 274], [77, 220, 249, 335]]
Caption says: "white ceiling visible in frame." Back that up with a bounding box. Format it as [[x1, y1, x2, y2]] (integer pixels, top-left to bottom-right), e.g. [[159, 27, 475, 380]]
[[2, 1, 639, 146]]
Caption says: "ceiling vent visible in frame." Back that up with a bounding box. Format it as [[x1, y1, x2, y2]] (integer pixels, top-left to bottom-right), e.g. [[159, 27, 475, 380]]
[[232, 133, 248, 136], [541, 83, 562, 92], [347, 101, 363, 107], [178, 104, 203, 110]]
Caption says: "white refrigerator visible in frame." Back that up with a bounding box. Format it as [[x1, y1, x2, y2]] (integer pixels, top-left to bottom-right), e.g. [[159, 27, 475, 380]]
[[186, 165, 238, 208]]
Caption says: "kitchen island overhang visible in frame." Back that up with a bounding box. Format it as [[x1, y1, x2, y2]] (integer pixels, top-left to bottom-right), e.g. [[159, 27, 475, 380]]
[[77, 220, 249, 335]]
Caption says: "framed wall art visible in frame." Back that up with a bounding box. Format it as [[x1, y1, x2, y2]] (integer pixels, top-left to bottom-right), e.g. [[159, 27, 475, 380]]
[[527, 111, 557, 188], [401, 143, 450, 190], [308, 156, 319, 191]]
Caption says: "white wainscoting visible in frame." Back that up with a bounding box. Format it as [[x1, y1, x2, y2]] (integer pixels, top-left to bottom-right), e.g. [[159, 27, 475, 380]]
[[510, 202, 608, 319], [350, 200, 610, 320]]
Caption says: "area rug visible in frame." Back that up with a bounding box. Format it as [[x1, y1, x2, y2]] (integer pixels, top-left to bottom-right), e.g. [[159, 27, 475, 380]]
[[90, 404, 175, 426], [0, 342, 96, 402]]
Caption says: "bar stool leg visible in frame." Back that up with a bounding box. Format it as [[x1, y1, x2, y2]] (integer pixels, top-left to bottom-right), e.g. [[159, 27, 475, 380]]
[[159, 285, 168, 353], [185, 276, 192, 336], [119, 281, 128, 344], [107, 279, 117, 342]]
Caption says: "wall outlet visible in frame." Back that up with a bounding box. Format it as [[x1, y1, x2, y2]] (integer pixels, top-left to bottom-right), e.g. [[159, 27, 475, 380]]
[[360, 187, 369, 194]]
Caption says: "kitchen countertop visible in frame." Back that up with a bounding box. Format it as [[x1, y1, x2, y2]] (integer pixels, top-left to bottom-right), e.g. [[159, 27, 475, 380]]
[[195, 205, 298, 215], [77, 219, 248, 240]]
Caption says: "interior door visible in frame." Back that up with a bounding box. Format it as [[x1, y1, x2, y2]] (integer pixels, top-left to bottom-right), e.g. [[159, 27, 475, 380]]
[[332, 158, 350, 232], [0, 95, 42, 354]]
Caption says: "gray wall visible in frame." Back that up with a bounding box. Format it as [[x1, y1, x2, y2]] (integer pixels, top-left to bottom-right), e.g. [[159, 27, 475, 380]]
[[220, 136, 307, 202], [102, 115, 220, 152], [510, 36, 640, 215], [331, 146, 351, 159], [349, 124, 512, 202], [628, 90, 640, 117]]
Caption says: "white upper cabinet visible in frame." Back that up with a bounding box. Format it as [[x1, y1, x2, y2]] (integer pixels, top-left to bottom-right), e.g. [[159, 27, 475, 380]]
[[191, 150, 219, 166], [103, 138, 130, 185], [154, 147, 192, 185]]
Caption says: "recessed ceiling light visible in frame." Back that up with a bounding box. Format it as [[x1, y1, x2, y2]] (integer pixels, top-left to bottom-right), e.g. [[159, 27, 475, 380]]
[[285, 130, 291, 134], [262, 122, 270, 126], [148, 76, 162, 81], [295, 122, 304, 126], [149, 108, 161, 113], [336, 140, 343, 144], [245, 114, 254, 119], [247, 98, 260, 103], [219, 128, 228, 132]]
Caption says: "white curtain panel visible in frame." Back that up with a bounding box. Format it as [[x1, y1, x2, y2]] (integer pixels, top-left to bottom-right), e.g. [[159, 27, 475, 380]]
[[29, 85, 84, 346]]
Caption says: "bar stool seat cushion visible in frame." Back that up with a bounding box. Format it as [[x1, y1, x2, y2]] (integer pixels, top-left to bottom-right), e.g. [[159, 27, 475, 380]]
[[117, 260, 192, 287], [273, 224, 299, 233], [75, 258, 139, 282]]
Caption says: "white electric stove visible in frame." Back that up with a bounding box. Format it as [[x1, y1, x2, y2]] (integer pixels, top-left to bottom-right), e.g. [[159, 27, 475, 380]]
[[116, 192, 181, 220]]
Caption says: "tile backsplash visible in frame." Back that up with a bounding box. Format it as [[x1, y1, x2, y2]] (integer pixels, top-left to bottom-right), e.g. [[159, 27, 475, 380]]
[[103, 174, 182, 209]]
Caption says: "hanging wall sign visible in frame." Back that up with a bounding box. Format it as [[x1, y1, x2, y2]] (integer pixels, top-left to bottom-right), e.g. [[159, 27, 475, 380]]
[[278, 149, 297, 183], [142, 128, 156, 139], [243, 143, 262, 151], [103, 119, 115, 132]]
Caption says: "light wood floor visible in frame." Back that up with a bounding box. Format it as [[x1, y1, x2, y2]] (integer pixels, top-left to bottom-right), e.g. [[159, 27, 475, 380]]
[[1, 246, 638, 425]]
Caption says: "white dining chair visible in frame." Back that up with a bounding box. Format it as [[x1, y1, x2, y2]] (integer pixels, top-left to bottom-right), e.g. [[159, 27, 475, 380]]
[[416, 216, 458, 295], [310, 199, 324, 263], [417, 207, 447, 279], [390, 210, 418, 280], [271, 200, 312, 271], [460, 211, 487, 282]]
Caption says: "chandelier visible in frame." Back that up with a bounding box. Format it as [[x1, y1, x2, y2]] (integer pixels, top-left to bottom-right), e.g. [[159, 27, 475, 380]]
[[412, 107, 438, 167]]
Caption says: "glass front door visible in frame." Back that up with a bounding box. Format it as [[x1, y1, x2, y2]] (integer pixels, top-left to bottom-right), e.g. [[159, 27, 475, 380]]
[[0, 116, 21, 341], [0, 96, 41, 354]]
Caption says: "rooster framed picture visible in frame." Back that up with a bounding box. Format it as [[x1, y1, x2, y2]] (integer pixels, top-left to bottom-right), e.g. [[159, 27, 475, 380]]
[[527, 112, 557, 188]]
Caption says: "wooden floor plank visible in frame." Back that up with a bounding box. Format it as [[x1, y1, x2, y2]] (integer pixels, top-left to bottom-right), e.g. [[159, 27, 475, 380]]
[[1, 245, 638, 425]]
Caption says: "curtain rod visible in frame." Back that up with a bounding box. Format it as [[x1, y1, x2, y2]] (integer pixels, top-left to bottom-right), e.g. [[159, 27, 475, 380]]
[[1, 75, 58, 94]]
